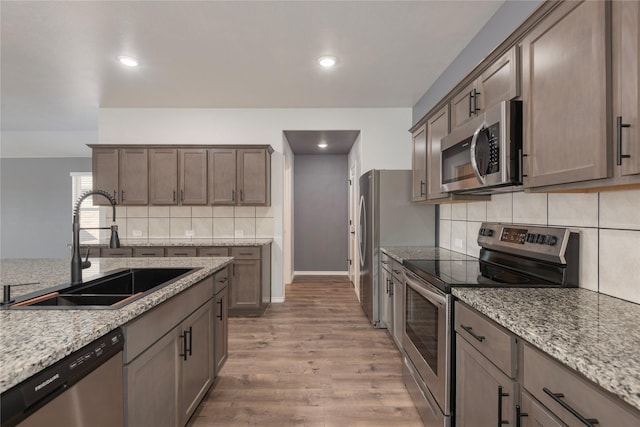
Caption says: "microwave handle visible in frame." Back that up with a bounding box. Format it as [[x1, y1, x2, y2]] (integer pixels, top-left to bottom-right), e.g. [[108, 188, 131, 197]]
[[470, 122, 487, 185]]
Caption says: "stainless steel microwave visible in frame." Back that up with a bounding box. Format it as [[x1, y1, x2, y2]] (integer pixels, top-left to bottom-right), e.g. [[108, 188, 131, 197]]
[[440, 100, 522, 194]]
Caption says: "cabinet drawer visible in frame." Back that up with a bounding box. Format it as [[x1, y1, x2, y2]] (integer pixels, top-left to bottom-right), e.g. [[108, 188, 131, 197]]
[[231, 247, 260, 260], [214, 266, 229, 294], [101, 247, 133, 257], [132, 247, 165, 257], [165, 247, 197, 257], [197, 247, 230, 257], [81, 246, 102, 258], [523, 343, 640, 426], [454, 301, 516, 377], [380, 253, 393, 271]]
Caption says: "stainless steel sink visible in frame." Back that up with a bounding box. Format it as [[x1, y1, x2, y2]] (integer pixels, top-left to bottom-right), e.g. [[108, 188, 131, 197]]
[[9, 268, 199, 309]]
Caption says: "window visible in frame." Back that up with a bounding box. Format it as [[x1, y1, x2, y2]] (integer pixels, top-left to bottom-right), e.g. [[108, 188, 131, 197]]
[[71, 173, 102, 244]]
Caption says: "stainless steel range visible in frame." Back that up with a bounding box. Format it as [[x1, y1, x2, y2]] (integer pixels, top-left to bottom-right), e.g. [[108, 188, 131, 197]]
[[401, 222, 579, 426]]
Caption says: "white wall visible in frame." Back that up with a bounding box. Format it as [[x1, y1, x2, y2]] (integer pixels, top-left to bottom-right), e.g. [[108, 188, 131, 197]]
[[99, 107, 412, 301]]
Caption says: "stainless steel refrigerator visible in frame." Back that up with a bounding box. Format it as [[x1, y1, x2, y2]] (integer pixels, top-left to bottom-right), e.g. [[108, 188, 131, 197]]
[[358, 169, 436, 328]]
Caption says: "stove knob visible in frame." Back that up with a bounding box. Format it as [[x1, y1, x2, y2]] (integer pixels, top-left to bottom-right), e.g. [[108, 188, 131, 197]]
[[525, 233, 534, 243], [536, 234, 546, 244], [485, 229, 494, 237], [546, 235, 558, 246]]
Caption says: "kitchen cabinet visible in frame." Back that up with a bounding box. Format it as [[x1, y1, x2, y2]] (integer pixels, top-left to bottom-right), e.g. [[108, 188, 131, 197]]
[[379, 255, 393, 333], [213, 268, 229, 376], [165, 247, 198, 257], [426, 106, 448, 201], [612, 0, 640, 179], [521, 342, 640, 427], [521, 0, 610, 189], [518, 391, 565, 427], [455, 301, 518, 426], [451, 46, 519, 130], [92, 147, 148, 205], [411, 124, 427, 202], [209, 148, 271, 206], [229, 245, 271, 316], [132, 247, 165, 257], [123, 274, 216, 427], [149, 149, 208, 205]]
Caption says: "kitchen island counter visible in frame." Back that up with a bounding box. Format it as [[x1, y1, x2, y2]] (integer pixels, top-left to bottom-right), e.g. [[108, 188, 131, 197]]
[[0, 256, 232, 393]]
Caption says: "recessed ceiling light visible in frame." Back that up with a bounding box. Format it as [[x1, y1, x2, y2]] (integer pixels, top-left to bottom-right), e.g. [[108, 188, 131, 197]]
[[317, 56, 337, 68], [318, 143, 328, 148], [118, 56, 139, 67]]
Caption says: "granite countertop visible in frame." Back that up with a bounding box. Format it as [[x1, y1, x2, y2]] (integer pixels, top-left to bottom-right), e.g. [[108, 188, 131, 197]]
[[86, 238, 273, 247], [453, 287, 640, 412], [381, 246, 477, 262], [0, 257, 233, 394]]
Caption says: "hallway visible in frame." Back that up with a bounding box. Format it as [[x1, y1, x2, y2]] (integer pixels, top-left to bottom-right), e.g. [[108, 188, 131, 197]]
[[189, 279, 422, 427]]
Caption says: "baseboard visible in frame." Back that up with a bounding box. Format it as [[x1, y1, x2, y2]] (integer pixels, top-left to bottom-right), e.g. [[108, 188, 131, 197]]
[[293, 271, 349, 276], [271, 296, 285, 303]]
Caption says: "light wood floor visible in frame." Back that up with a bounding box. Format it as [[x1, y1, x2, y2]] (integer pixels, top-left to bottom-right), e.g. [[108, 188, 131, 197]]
[[189, 279, 423, 427]]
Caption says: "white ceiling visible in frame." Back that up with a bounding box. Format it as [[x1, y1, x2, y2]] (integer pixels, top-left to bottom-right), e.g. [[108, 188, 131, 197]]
[[0, 0, 504, 138]]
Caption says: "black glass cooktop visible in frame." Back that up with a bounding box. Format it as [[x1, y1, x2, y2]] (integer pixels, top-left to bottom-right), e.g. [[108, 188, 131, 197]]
[[403, 258, 557, 293]]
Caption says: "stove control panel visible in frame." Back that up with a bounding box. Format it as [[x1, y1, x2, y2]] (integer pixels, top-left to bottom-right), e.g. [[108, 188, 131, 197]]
[[477, 222, 579, 265]]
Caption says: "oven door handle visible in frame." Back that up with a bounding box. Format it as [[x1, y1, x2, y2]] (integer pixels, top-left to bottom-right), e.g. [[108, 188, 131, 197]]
[[404, 270, 446, 306], [470, 121, 487, 185]]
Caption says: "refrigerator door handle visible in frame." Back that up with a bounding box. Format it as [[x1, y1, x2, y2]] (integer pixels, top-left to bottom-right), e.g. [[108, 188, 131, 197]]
[[358, 195, 366, 268]]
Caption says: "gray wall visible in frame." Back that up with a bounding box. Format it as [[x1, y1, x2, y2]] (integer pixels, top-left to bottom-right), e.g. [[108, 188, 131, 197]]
[[293, 155, 348, 272], [1, 158, 92, 259], [412, 0, 543, 124]]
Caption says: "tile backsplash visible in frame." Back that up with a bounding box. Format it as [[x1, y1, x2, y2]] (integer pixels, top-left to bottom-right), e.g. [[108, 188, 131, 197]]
[[100, 206, 274, 240], [439, 189, 640, 304]]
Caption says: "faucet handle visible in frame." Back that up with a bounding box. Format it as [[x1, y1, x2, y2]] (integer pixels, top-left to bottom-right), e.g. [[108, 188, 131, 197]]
[[82, 247, 92, 270]]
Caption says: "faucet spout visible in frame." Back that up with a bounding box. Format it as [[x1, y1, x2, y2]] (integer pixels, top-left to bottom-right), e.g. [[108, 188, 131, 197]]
[[71, 189, 119, 285]]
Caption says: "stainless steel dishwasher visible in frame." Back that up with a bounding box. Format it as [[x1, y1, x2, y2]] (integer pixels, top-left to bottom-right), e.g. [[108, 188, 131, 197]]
[[1, 328, 124, 427]]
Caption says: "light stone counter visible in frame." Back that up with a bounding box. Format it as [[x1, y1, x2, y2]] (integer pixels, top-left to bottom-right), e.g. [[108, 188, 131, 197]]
[[381, 246, 477, 262], [0, 257, 232, 393], [86, 237, 273, 247], [452, 287, 640, 412]]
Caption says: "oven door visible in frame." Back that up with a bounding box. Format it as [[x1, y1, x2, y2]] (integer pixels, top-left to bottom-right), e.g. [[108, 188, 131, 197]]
[[403, 270, 451, 415], [441, 100, 521, 193]]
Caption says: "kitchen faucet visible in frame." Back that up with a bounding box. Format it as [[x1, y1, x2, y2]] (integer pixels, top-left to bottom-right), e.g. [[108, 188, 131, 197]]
[[71, 189, 120, 285]]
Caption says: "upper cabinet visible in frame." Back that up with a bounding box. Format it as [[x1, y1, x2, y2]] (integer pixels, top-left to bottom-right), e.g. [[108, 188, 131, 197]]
[[90, 145, 272, 206], [426, 106, 449, 201], [521, 0, 610, 189], [451, 46, 520, 130], [93, 147, 148, 205], [411, 124, 427, 202], [209, 148, 271, 206], [612, 0, 640, 178], [148, 148, 207, 205]]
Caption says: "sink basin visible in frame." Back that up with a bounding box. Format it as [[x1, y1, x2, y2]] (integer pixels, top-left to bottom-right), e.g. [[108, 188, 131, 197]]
[[9, 268, 199, 309]]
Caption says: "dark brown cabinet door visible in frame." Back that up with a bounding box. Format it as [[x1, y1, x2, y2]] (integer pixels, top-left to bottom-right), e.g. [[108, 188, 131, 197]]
[[208, 149, 237, 205], [149, 148, 178, 205], [426, 106, 449, 200], [92, 148, 119, 205], [411, 124, 427, 202], [230, 260, 261, 310], [214, 286, 228, 376], [180, 149, 208, 205], [119, 148, 149, 205], [237, 149, 268, 205]]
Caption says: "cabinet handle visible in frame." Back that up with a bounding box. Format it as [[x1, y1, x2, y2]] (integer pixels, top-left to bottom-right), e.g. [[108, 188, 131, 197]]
[[473, 89, 481, 113], [181, 189, 184, 202], [140, 253, 157, 256], [121, 190, 125, 202], [233, 263, 236, 276], [232, 190, 236, 202], [516, 405, 528, 427], [179, 329, 188, 360], [113, 190, 117, 201], [240, 189, 244, 202], [393, 269, 401, 275], [173, 252, 189, 256], [381, 261, 390, 265], [617, 116, 631, 166], [218, 277, 228, 283], [460, 324, 485, 342], [239, 252, 253, 256], [420, 180, 425, 197], [542, 387, 599, 426], [469, 90, 475, 117], [187, 326, 193, 356], [497, 386, 509, 426], [173, 190, 176, 202], [217, 299, 223, 320]]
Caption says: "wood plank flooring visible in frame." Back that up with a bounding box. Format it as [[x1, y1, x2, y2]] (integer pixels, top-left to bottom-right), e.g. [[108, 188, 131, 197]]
[[189, 279, 422, 427]]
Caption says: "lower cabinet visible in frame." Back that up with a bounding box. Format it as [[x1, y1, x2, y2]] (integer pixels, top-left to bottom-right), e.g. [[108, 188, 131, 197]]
[[213, 268, 229, 375], [229, 245, 271, 316], [519, 391, 565, 427], [455, 335, 517, 427], [122, 275, 217, 427], [379, 263, 393, 332]]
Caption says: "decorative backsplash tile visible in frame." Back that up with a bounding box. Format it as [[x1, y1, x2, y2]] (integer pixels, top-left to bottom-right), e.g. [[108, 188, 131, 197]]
[[102, 205, 275, 239], [439, 188, 640, 304]]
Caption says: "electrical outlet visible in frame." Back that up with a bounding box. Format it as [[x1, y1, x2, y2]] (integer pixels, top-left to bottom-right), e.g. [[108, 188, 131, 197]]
[[132, 229, 142, 237], [235, 229, 244, 237], [185, 229, 194, 237]]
